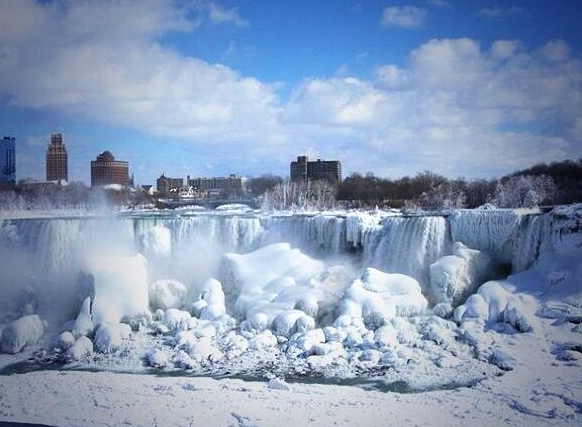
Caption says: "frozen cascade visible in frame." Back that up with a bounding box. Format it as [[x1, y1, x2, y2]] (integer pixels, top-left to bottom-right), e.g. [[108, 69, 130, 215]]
[[0, 209, 561, 322], [362, 216, 450, 288], [449, 210, 521, 263], [260, 214, 347, 255], [449, 209, 547, 272]]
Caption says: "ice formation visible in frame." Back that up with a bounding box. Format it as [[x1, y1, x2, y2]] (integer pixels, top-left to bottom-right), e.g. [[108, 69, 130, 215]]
[[83, 254, 150, 325], [0, 314, 45, 354], [337, 268, 428, 328], [429, 242, 494, 306]]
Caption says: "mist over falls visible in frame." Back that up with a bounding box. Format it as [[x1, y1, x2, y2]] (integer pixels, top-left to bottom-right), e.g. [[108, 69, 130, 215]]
[[0, 209, 550, 325]]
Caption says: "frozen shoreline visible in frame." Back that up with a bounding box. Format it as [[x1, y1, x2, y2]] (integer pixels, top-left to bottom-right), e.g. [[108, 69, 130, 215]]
[[0, 348, 580, 427]]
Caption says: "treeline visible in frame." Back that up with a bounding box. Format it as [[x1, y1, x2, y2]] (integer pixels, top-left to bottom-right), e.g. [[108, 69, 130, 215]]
[[252, 158, 582, 210]]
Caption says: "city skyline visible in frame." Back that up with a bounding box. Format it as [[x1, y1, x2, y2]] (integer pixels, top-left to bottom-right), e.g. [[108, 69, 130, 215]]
[[1, 0, 582, 185]]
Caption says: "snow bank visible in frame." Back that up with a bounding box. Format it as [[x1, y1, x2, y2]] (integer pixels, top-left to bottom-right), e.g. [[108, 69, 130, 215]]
[[337, 268, 428, 329], [83, 254, 150, 326], [149, 279, 187, 310], [1, 315, 45, 354], [429, 242, 494, 306]]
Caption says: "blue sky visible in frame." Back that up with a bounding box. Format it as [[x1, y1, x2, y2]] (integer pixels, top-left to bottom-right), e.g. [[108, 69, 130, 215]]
[[1, 0, 582, 185]]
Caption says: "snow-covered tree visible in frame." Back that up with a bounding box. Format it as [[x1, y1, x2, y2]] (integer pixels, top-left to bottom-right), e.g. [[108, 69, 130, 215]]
[[492, 175, 557, 208]]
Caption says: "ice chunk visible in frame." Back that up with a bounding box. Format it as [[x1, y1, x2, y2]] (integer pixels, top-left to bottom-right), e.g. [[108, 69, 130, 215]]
[[83, 254, 150, 326], [192, 279, 226, 321], [146, 349, 169, 368], [429, 242, 494, 306], [65, 336, 93, 362], [149, 279, 187, 311], [94, 323, 132, 353], [1, 314, 45, 354]]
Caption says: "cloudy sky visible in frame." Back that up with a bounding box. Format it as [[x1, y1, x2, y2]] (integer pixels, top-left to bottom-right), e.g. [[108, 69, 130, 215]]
[[1, 0, 582, 185]]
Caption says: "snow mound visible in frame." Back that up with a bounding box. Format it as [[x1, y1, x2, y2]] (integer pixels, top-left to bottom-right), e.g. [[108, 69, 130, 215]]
[[429, 242, 494, 306], [337, 268, 428, 329], [1, 315, 45, 354], [221, 243, 325, 319], [149, 279, 187, 310], [83, 254, 150, 326]]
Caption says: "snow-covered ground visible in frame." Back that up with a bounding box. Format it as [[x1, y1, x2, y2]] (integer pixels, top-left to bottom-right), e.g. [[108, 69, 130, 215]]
[[0, 206, 581, 426]]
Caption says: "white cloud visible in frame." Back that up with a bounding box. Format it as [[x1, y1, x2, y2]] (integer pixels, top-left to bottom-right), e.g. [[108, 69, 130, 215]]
[[479, 5, 525, 19], [0, 0, 275, 146], [282, 38, 582, 177], [207, 2, 249, 27], [381, 6, 427, 29], [426, 0, 452, 9]]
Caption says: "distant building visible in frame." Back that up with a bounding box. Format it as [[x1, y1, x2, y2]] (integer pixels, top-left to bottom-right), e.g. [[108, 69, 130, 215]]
[[46, 133, 68, 182], [290, 155, 341, 183], [0, 136, 16, 186], [90, 151, 129, 187], [156, 174, 184, 194], [187, 174, 245, 197]]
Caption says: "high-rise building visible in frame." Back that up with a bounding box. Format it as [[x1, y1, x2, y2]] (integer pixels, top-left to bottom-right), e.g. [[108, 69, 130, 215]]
[[46, 133, 68, 182], [90, 151, 129, 187], [290, 155, 341, 183], [156, 174, 184, 194], [0, 136, 16, 185]]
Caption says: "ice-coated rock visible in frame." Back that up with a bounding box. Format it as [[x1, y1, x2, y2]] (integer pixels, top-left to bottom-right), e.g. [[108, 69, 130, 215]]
[[65, 336, 93, 362], [163, 309, 192, 330], [57, 331, 75, 350], [189, 336, 222, 363], [1, 314, 45, 354], [94, 323, 132, 353]]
